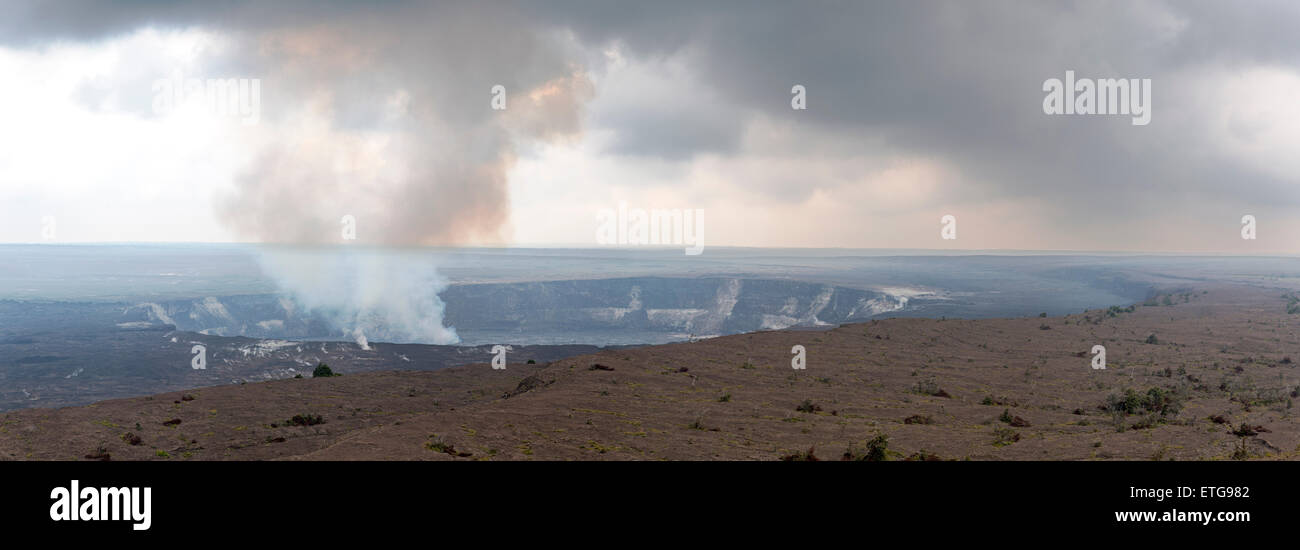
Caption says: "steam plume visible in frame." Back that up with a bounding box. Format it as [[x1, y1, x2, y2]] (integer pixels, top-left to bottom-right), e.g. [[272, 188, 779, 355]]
[[202, 4, 592, 344]]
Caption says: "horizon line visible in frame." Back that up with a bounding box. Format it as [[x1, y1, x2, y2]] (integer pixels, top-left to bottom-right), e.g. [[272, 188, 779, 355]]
[[2, 241, 1299, 258]]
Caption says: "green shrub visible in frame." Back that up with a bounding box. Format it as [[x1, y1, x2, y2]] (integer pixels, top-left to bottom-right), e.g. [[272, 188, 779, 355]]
[[286, 413, 324, 427], [910, 378, 950, 397], [1108, 387, 1184, 416], [781, 446, 819, 461], [862, 434, 890, 461], [843, 434, 891, 461], [1103, 387, 1186, 431], [312, 363, 337, 377], [795, 399, 822, 413], [1231, 438, 1251, 460], [992, 427, 1021, 447], [903, 414, 933, 425]]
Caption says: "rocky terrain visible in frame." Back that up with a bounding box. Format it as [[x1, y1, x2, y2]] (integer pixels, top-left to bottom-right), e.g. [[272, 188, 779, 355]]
[[0, 300, 599, 412], [4, 281, 1300, 461]]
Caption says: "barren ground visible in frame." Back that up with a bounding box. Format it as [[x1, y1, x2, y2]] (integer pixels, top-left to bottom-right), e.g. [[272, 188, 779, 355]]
[[5, 282, 1300, 461]]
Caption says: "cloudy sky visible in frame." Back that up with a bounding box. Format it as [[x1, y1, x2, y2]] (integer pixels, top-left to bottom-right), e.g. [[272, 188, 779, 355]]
[[1, 0, 1298, 253]]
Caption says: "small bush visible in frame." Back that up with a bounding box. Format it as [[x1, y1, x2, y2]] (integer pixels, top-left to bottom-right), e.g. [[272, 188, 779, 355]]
[[286, 413, 324, 427], [1231, 438, 1251, 460], [843, 434, 891, 461], [903, 414, 933, 425], [860, 434, 890, 461], [795, 399, 822, 413], [426, 435, 473, 457], [312, 363, 338, 378], [992, 427, 1021, 447], [1104, 387, 1184, 418], [1232, 423, 1269, 437], [1106, 305, 1136, 318], [688, 415, 714, 430], [911, 378, 951, 398], [996, 408, 1031, 427], [780, 446, 819, 461]]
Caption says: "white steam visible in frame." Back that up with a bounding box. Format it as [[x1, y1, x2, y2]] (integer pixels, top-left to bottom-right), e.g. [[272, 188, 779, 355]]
[[256, 247, 460, 346], [197, 7, 591, 346]]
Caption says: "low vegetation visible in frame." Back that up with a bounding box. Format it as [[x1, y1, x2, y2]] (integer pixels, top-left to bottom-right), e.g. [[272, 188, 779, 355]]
[[991, 427, 1021, 447], [780, 446, 820, 461], [910, 378, 951, 398], [1103, 386, 1187, 431], [285, 413, 325, 427], [998, 409, 1031, 427], [795, 399, 822, 413], [312, 363, 339, 378], [903, 414, 933, 425], [426, 435, 473, 457], [842, 434, 891, 461]]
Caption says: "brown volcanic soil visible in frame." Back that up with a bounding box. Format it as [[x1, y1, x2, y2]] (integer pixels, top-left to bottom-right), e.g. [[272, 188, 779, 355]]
[[5, 283, 1300, 461]]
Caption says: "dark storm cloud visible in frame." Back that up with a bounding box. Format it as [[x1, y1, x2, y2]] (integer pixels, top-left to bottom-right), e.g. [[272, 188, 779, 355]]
[[523, 0, 1300, 224], [6, 0, 1300, 238], [0, 1, 390, 46]]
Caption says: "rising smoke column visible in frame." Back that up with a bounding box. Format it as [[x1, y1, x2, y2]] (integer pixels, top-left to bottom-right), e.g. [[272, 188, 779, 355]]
[[254, 246, 459, 348], [203, 4, 593, 345]]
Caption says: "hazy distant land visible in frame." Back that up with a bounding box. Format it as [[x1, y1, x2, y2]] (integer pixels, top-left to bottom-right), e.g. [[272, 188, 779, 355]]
[[4, 280, 1299, 461]]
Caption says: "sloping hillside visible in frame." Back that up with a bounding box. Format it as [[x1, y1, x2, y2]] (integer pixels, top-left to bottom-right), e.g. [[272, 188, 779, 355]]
[[4, 283, 1299, 461]]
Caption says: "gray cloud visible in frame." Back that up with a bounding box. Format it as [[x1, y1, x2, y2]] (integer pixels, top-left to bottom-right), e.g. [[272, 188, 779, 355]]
[[529, 0, 1300, 227], [5, 0, 1300, 247]]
